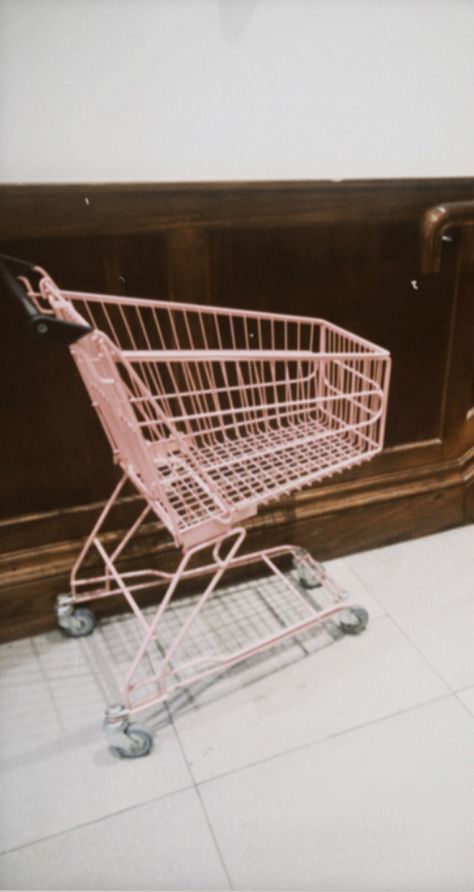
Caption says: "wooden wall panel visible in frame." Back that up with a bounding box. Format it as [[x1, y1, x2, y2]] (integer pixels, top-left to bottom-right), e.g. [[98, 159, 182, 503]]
[[1, 179, 473, 642]]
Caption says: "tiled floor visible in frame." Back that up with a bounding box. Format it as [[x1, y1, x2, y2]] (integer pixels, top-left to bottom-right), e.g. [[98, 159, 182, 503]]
[[0, 524, 473, 890]]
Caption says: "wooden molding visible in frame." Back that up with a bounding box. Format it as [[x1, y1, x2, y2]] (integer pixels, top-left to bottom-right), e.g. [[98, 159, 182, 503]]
[[1, 441, 472, 643], [420, 200, 474, 272], [2, 179, 474, 239]]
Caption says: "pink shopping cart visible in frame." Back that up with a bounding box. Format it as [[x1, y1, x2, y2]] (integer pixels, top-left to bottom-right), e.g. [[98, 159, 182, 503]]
[[1, 254, 391, 758]]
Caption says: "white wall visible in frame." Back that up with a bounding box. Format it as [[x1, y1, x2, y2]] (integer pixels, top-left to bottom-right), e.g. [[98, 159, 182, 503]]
[[1, 0, 473, 183]]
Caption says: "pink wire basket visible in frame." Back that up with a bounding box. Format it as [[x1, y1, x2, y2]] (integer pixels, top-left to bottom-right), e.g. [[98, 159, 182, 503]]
[[5, 258, 391, 758]]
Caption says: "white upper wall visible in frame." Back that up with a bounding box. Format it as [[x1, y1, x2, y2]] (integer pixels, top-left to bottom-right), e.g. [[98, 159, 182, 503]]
[[1, 0, 473, 182]]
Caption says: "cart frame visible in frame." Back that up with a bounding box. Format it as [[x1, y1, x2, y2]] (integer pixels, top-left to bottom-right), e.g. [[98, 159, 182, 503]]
[[3, 258, 391, 758]]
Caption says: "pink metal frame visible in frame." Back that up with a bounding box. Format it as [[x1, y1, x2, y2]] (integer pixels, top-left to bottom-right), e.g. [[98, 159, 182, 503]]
[[23, 269, 391, 715]]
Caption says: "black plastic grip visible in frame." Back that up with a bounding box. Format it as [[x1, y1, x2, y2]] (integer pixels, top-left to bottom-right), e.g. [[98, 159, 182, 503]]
[[0, 254, 92, 345]]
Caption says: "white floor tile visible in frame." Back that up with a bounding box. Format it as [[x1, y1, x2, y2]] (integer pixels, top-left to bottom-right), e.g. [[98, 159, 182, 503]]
[[392, 598, 474, 692], [349, 524, 474, 690], [0, 787, 230, 891], [349, 525, 473, 615], [172, 614, 448, 782], [199, 696, 474, 891], [1, 523, 472, 883], [0, 631, 192, 852]]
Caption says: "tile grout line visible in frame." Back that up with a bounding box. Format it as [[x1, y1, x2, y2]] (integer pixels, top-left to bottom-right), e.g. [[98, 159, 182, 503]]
[[172, 688, 455, 790], [454, 684, 474, 695], [166, 702, 235, 891], [0, 686, 467, 862], [3, 527, 472, 865], [0, 660, 466, 861], [0, 780, 195, 860], [348, 562, 458, 695], [454, 692, 474, 723], [30, 637, 65, 732]]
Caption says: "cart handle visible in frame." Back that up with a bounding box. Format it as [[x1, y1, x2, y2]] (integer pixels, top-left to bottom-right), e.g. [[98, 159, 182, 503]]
[[0, 253, 92, 345]]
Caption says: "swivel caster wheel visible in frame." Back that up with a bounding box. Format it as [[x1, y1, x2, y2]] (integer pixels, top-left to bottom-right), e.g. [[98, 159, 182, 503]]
[[110, 727, 154, 760], [104, 704, 154, 759], [292, 549, 322, 589], [339, 606, 369, 635], [56, 595, 96, 638]]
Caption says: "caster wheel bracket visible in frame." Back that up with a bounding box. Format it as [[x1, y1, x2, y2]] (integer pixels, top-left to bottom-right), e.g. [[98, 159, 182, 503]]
[[55, 596, 96, 638], [104, 705, 153, 759]]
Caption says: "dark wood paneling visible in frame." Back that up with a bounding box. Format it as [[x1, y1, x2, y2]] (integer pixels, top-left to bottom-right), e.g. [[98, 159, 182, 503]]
[[1, 179, 473, 642], [0, 232, 169, 515], [1, 180, 474, 238], [208, 222, 460, 447]]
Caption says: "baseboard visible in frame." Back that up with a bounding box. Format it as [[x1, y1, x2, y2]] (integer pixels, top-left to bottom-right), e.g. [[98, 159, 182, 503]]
[[1, 442, 472, 643]]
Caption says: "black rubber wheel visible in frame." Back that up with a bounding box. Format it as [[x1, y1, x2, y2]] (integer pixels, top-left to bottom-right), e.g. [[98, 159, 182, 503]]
[[110, 727, 154, 759], [60, 607, 96, 638], [339, 606, 369, 635], [297, 573, 322, 590]]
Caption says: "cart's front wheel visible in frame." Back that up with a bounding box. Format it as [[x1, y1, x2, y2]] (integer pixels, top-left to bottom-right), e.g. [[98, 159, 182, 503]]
[[104, 704, 154, 759], [339, 606, 369, 635], [109, 726, 154, 760]]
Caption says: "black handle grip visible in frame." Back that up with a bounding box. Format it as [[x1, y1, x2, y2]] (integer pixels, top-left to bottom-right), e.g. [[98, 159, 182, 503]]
[[0, 253, 92, 345]]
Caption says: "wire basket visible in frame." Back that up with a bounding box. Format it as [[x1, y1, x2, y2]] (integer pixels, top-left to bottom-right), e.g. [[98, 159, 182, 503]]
[[2, 255, 391, 759]]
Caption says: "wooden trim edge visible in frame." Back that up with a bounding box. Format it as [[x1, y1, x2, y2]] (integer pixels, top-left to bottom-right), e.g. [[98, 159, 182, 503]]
[[2, 442, 473, 590]]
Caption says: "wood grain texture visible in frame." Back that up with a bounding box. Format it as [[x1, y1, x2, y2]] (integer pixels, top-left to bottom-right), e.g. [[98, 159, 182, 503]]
[[1, 178, 473, 642], [1, 179, 474, 238]]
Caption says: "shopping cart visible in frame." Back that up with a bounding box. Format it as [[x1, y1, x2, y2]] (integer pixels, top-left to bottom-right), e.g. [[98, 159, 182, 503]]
[[1, 254, 391, 758]]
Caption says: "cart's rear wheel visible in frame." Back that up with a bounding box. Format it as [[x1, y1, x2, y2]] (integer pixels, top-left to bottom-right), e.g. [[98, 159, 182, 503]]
[[292, 550, 322, 589], [58, 606, 96, 638], [339, 606, 369, 635], [109, 726, 154, 759]]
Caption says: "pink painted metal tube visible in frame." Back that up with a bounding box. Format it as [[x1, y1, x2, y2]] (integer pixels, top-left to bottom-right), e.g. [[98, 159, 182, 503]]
[[13, 266, 391, 726]]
